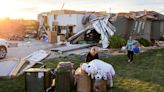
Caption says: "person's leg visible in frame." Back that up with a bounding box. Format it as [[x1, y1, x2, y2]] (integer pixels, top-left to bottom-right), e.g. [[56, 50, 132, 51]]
[[130, 51, 134, 62], [127, 51, 131, 62]]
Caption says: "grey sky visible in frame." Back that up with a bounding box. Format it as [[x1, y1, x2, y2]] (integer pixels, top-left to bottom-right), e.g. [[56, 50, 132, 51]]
[[1, 0, 164, 19]]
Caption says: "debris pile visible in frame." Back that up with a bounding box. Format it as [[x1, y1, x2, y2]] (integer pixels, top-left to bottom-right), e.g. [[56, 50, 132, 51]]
[[0, 50, 50, 77]]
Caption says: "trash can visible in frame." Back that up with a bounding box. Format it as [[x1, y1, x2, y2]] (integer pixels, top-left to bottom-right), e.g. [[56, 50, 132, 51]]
[[75, 67, 91, 92], [93, 80, 107, 92], [25, 68, 52, 92], [55, 62, 74, 92]]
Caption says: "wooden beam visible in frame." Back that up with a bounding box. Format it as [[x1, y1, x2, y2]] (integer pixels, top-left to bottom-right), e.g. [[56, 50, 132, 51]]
[[10, 59, 28, 77]]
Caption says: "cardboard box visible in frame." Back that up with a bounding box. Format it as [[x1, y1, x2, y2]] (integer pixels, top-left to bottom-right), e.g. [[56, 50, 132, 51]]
[[47, 31, 57, 43]]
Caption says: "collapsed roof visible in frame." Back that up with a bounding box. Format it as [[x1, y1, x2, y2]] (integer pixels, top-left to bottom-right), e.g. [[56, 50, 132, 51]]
[[117, 11, 164, 20], [68, 15, 116, 48]]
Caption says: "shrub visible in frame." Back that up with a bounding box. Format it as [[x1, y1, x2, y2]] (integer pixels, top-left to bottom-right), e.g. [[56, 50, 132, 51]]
[[109, 35, 126, 48], [136, 38, 151, 47], [159, 36, 164, 41]]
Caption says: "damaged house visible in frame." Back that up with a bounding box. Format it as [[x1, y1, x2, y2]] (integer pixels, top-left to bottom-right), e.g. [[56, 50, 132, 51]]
[[113, 11, 164, 41], [38, 10, 107, 43], [38, 10, 116, 48]]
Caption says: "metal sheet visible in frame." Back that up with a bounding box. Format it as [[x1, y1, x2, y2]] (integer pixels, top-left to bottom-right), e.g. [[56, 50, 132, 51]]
[[51, 44, 94, 53], [92, 18, 116, 48]]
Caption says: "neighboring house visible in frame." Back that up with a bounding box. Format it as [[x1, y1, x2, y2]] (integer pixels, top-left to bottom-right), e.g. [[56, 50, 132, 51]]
[[151, 13, 164, 40], [113, 16, 134, 39], [113, 11, 164, 41], [38, 10, 107, 42]]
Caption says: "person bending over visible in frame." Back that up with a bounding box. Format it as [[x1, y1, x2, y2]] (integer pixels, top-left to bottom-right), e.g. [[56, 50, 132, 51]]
[[86, 47, 99, 63]]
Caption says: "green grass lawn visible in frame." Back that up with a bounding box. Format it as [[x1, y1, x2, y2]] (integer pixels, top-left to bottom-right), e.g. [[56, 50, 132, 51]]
[[0, 48, 164, 92]]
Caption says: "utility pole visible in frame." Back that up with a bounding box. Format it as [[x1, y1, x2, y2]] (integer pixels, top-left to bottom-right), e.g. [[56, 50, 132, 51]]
[[109, 8, 111, 17], [61, 3, 65, 10]]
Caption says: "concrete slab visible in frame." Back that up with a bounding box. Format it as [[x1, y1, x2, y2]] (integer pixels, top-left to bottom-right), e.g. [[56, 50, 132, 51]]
[[0, 60, 19, 77]]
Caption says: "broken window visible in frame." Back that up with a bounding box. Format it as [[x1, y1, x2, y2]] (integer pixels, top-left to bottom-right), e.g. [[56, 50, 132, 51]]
[[56, 25, 74, 39]]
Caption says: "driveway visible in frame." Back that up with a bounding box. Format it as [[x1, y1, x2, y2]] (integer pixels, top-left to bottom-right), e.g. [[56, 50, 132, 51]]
[[3, 39, 54, 60]]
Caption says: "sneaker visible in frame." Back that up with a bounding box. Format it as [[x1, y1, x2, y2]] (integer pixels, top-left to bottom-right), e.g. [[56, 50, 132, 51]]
[[128, 59, 131, 63]]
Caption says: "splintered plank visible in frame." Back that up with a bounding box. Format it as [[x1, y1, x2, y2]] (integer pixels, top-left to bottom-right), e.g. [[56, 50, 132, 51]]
[[17, 50, 50, 76], [10, 59, 28, 77]]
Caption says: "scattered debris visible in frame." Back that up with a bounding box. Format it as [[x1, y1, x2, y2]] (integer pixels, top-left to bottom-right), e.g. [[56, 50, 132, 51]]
[[37, 10, 116, 49], [51, 43, 95, 54], [8, 42, 18, 47], [10, 59, 28, 77], [17, 50, 50, 76], [68, 16, 116, 48], [8, 35, 24, 41], [67, 25, 93, 43], [0, 50, 50, 78]]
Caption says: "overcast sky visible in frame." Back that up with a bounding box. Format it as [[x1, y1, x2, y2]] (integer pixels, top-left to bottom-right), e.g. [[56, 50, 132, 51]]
[[0, 0, 164, 19]]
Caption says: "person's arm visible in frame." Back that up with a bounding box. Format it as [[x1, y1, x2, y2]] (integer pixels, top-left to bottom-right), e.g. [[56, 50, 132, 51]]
[[126, 40, 129, 47]]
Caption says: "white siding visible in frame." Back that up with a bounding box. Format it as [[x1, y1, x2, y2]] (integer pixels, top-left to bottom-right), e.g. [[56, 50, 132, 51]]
[[47, 14, 54, 31], [56, 14, 85, 33], [45, 13, 96, 33]]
